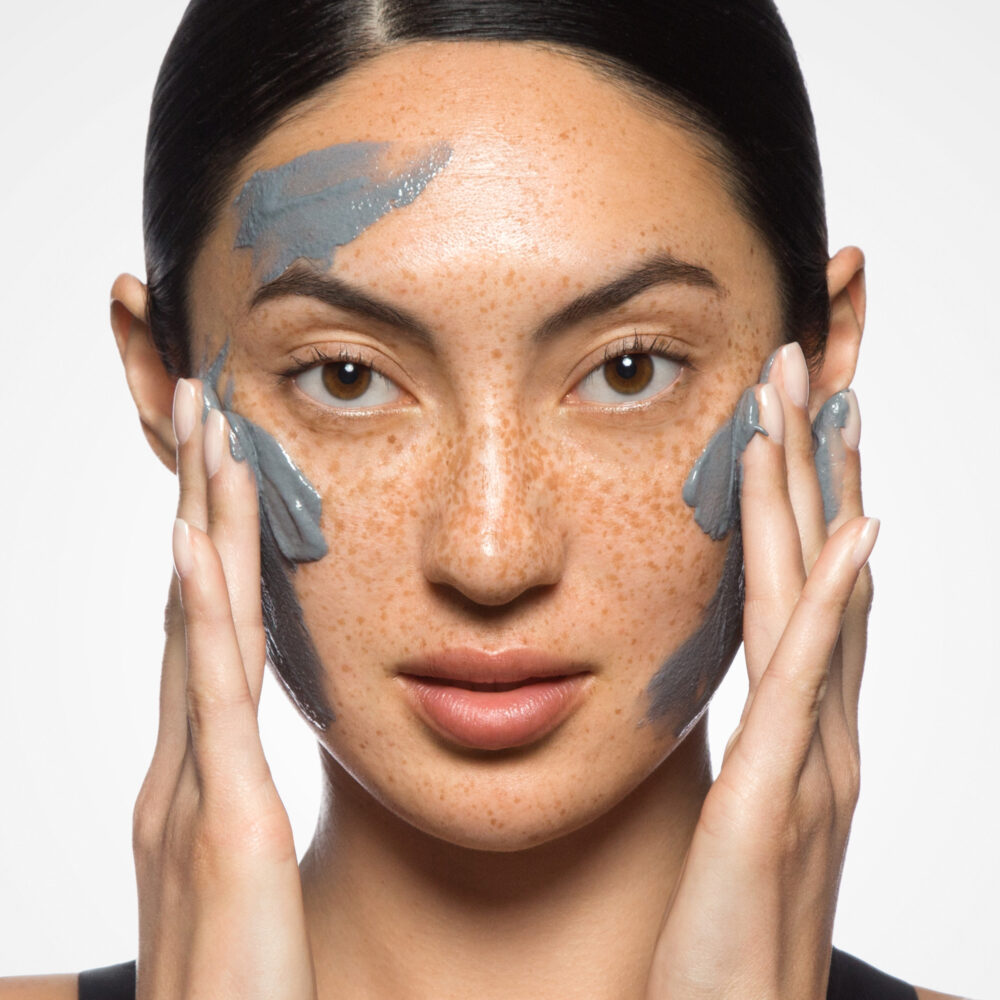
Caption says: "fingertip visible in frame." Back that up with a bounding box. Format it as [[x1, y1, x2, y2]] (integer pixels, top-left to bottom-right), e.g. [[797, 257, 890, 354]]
[[172, 378, 198, 447], [777, 342, 810, 410], [841, 388, 861, 450], [204, 408, 228, 479], [757, 382, 785, 445], [172, 517, 194, 578], [851, 517, 880, 570]]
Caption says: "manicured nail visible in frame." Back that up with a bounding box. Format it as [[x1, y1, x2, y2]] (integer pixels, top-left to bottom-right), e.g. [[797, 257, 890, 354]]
[[851, 517, 880, 569], [779, 342, 809, 409], [173, 379, 197, 446], [757, 383, 785, 445], [841, 389, 861, 450], [172, 517, 194, 578], [204, 408, 227, 478]]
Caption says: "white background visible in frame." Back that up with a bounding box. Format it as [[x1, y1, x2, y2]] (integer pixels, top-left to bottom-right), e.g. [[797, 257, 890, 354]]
[[0, 2, 996, 995]]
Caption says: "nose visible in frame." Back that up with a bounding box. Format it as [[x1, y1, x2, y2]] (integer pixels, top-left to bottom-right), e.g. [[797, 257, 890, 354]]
[[420, 414, 567, 608]]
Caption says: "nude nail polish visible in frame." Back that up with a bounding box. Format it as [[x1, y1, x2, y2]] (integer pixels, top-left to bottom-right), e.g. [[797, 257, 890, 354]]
[[173, 379, 197, 446], [172, 517, 194, 578], [779, 342, 810, 409], [851, 517, 880, 569], [204, 408, 227, 478], [841, 389, 861, 450], [757, 383, 785, 445]]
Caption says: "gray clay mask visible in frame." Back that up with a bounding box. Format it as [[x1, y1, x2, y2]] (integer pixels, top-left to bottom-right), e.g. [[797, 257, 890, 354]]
[[643, 386, 767, 734], [200, 342, 334, 730], [643, 347, 857, 736], [190, 140, 455, 730], [812, 391, 853, 522], [234, 140, 453, 282]]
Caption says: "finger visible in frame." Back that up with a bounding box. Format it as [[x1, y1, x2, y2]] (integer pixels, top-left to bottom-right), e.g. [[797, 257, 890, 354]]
[[154, 575, 190, 764], [772, 343, 829, 571], [137, 573, 195, 827], [204, 408, 267, 704], [141, 377, 207, 793], [726, 516, 879, 791], [819, 390, 870, 737], [740, 383, 806, 688], [174, 378, 209, 533], [172, 516, 272, 798]]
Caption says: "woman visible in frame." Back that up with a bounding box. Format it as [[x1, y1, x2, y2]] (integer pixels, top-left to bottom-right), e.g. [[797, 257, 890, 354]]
[[0, 1, 966, 997]]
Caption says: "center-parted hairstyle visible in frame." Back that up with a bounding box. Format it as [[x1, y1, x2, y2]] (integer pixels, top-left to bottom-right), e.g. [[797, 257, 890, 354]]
[[145, 0, 828, 376]]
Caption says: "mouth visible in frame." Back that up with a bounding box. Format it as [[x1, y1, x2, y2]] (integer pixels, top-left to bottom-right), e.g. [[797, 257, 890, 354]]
[[407, 675, 570, 692], [396, 648, 593, 751]]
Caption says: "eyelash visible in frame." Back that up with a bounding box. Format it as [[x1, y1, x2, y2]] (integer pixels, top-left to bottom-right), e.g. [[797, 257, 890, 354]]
[[276, 345, 387, 384], [599, 333, 691, 371]]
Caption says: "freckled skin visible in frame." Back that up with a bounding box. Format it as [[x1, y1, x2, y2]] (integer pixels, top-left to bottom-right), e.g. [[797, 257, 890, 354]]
[[186, 43, 784, 851]]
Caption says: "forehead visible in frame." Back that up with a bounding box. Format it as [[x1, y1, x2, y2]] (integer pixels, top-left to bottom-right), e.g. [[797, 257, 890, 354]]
[[191, 41, 775, 337]]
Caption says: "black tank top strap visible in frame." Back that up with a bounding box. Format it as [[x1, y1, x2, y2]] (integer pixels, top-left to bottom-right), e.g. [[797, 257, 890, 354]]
[[828, 947, 918, 999], [77, 960, 136, 1000], [77, 949, 915, 999]]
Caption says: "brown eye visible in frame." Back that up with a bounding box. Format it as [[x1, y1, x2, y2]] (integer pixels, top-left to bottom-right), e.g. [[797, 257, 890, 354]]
[[575, 351, 681, 405], [321, 361, 372, 400], [602, 354, 654, 395], [295, 357, 400, 409]]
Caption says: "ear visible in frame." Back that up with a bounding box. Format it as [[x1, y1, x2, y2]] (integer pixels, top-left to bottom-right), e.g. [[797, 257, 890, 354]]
[[110, 274, 178, 473], [809, 245, 866, 417]]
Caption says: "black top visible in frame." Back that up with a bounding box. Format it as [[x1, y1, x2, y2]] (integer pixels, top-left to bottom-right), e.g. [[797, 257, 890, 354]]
[[78, 948, 918, 999]]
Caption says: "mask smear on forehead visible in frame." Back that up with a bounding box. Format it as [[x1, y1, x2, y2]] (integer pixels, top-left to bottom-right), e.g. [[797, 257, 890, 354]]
[[234, 140, 453, 283]]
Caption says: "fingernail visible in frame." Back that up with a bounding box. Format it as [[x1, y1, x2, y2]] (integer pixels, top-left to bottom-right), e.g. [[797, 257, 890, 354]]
[[852, 517, 880, 569], [173, 379, 197, 446], [757, 383, 785, 445], [841, 389, 861, 450], [204, 409, 227, 478], [779, 342, 809, 409], [172, 517, 194, 578]]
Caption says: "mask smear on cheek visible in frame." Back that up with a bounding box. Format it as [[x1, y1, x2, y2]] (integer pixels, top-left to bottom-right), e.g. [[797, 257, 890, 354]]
[[643, 387, 766, 737], [201, 343, 334, 730]]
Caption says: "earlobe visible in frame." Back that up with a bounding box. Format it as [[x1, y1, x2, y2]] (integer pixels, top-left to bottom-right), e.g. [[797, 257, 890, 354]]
[[110, 274, 178, 473], [809, 246, 866, 416]]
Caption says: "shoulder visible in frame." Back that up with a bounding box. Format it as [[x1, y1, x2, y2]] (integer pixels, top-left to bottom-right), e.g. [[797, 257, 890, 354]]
[[0, 976, 77, 1000], [915, 990, 969, 1000]]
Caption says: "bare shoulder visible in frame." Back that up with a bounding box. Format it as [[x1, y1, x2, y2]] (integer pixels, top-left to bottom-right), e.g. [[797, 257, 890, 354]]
[[0, 976, 77, 1000], [915, 987, 974, 1000]]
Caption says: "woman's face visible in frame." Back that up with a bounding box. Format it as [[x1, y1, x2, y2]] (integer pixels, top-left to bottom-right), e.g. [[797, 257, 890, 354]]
[[186, 42, 784, 850]]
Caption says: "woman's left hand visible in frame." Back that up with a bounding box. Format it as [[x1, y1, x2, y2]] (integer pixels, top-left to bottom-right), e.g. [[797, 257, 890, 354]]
[[645, 342, 875, 1000]]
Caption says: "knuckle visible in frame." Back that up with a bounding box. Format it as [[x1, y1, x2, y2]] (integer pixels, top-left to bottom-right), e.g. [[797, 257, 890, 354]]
[[132, 795, 162, 860], [186, 685, 251, 737], [837, 747, 862, 809]]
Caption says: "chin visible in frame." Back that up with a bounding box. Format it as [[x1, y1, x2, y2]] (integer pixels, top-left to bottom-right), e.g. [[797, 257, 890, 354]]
[[335, 731, 681, 857]]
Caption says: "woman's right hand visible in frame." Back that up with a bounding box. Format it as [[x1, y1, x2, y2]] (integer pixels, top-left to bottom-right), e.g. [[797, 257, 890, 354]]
[[132, 378, 316, 1000]]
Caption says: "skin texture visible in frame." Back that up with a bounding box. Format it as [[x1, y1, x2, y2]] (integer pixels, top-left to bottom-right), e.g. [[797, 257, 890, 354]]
[[184, 43, 788, 858], [64, 38, 958, 1000]]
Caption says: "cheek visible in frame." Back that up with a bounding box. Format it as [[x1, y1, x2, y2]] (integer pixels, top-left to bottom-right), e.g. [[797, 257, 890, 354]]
[[555, 425, 731, 670]]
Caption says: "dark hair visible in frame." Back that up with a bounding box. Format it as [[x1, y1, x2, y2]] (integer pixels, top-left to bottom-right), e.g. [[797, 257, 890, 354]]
[[145, 0, 828, 376]]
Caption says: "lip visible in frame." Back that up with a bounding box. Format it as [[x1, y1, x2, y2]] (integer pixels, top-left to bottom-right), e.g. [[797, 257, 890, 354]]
[[396, 648, 593, 750]]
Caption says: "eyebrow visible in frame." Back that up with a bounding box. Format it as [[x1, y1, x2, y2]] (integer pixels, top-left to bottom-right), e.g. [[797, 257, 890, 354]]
[[251, 253, 723, 348]]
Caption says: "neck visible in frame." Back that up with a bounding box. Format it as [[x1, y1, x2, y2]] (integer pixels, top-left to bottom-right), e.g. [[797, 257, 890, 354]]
[[299, 717, 713, 1000]]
